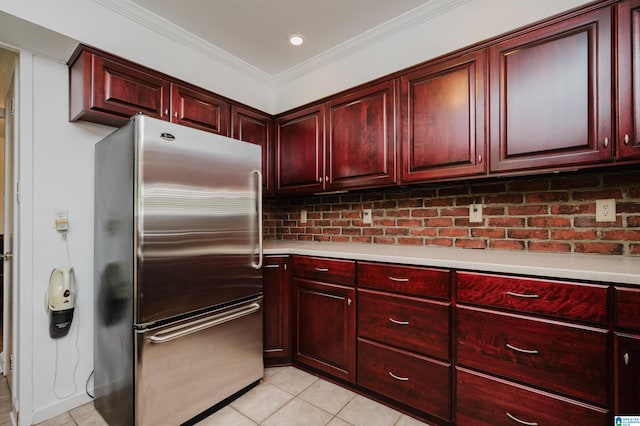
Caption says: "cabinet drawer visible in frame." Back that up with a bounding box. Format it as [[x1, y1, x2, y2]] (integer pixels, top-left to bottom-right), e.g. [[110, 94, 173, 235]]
[[358, 338, 451, 421], [358, 289, 449, 360], [358, 262, 449, 299], [456, 305, 608, 405], [616, 287, 640, 330], [292, 256, 355, 286], [456, 368, 608, 426], [457, 271, 608, 324]]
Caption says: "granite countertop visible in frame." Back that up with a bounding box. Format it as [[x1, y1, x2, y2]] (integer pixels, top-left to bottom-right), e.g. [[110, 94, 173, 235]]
[[264, 240, 640, 286]]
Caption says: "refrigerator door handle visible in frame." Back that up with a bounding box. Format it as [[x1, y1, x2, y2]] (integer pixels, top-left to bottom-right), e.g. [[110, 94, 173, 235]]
[[252, 169, 263, 269], [148, 302, 261, 344]]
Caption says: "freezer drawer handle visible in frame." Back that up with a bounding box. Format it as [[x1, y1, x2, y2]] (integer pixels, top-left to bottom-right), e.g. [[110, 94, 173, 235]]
[[148, 303, 261, 344]]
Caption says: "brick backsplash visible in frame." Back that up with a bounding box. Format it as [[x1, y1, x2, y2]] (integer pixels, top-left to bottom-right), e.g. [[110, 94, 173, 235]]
[[263, 169, 640, 256]]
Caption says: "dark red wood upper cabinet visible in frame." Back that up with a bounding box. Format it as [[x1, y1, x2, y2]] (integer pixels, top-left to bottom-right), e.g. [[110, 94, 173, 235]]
[[325, 81, 397, 191], [69, 50, 170, 127], [170, 83, 229, 135], [489, 7, 613, 173], [231, 106, 273, 194], [275, 106, 325, 194], [617, 0, 640, 161], [401, 50, 486, 183]]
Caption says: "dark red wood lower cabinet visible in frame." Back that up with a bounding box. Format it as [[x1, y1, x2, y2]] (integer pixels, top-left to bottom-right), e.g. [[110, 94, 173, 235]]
[[615, 333, 640, 415], [456, 368, 608, 425], [358, 338, 451, 422], [263, 256, 291, 366]]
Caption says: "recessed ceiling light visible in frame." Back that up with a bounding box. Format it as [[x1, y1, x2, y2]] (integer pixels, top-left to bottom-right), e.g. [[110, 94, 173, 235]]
[[288, 34, 305, 46]]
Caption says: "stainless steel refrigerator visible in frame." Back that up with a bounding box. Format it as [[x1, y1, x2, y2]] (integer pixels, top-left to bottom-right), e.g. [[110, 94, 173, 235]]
[[94, 114, 263, 426]]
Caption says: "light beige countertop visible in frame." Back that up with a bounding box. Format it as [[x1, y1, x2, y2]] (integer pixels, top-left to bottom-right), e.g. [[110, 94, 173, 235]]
[[264, 240, 640, 286]]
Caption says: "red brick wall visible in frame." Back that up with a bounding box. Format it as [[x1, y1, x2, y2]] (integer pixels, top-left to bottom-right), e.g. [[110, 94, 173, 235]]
[[263, 169, 640, 256]]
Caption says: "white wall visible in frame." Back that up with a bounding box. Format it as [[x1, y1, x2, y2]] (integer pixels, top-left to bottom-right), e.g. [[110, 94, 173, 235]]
[[30, 55, 113, 423]]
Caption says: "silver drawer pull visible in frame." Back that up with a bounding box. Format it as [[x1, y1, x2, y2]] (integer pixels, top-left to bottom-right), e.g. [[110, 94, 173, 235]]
[[506, 291, 539, 299], [263, 264, 280, 269], [506, 412, 538, 426], [624, 352, 630, 366], [388, 276, 409, 282], [388, 317, 409, 326], [313, 267, 329, 272], [506, 343, 539, 355], [388, 371, 409, 381]]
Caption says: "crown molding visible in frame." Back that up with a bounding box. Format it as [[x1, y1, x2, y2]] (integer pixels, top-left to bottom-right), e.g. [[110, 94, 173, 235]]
[[91, 0, 471, 88], [271, 0, 472, 87]]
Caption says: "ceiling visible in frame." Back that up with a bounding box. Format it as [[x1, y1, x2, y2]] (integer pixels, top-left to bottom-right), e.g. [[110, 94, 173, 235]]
[[126, 0, 447, 75]]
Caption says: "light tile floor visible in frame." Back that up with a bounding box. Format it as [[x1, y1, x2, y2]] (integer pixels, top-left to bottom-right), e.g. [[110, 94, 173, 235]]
[[32, 366, 432, 426]]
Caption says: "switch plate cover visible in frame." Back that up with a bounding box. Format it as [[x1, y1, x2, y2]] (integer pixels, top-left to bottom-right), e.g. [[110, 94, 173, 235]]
[[469, 204, 483, 223]]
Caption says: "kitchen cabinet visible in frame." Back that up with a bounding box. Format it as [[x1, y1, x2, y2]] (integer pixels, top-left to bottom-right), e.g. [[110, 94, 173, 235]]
[[231, 106, 274, 194], [400, 50, 486, 183], [615, 286, 640, 414], [69, 45, 234, 135], [456, 271, 610, 423], [275, 106, 325, 194], [488, 6, 613, 173], [171, 83, 229, 135], [69, 48, 170, 127], [357, 262, 451, 422], [325, 81, 397, 191], [456, 367, 607, 426], [292, 256, 356, 382], [617, 0, 640, 161], [263, 256, 291, 366]]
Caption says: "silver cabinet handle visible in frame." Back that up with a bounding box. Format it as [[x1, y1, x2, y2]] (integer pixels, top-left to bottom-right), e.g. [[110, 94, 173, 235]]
[[604, 137, 609, 148], [148, 303, 261, 344], [263, 264, 280, 269], [318, 176, 323, 183], [506, 343, 539, 355], [506, 412, 538, 426], [388, 317, 409, 326], [347, 298, 352, 306], [314, 267, 329, 272], [624, 352, 630, 366], [164, 109, 168, 116], [625, 134, 630, 145], [0, 252, 12, 261], [388, 276, 409, 282], [478, 154, 482, 163], [388, 371, 409, 381], [506, 291, 539, 299]]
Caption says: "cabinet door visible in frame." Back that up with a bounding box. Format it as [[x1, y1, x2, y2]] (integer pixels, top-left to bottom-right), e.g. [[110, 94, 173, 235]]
[[401, 50, 486, 182], [293, 277, 355, 382], [231, 106, 274, 194], [618, 0, 640, 161], [263, 256, 291, 366], [171, 84, 229, 135], [489, 7, 613, 173], [275, 106, 324, 194], [325, 81, 397, 190], [615, 333, 640, 415], [70, 51, 170, 126]]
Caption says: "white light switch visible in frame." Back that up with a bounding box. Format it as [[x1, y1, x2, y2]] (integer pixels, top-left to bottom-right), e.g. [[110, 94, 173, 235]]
[[362, 209, 372, 224], [469, 204, 483, 223], [300, 209, 308, 224]]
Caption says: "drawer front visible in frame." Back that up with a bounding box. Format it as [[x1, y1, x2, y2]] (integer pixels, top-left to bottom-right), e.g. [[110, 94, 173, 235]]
[[456, 368, 608, 426], [457, 271, 608, 324], [616, 286, 640, 330], [358, 289, 450, 360], [292, 256, 356, 286], [358, 338, 451, 421], [358, 261, 450, 299], [456, 306, 608, 405]]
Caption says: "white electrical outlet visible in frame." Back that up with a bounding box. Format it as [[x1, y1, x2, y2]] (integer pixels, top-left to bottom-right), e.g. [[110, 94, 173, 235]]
[[362, 209, 373, 225], [595, 199, 616, 222], [469, 204, 483, 223], [55, 209, 69, 232], [300, 209, 308, 224]]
